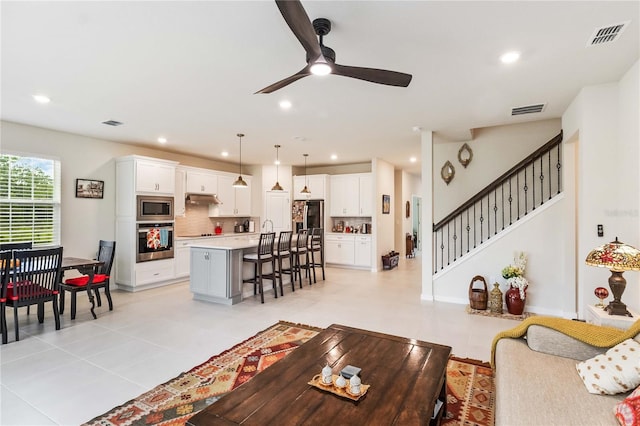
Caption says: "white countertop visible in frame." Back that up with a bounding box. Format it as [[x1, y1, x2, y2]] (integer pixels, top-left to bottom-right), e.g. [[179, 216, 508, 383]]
[[189, 239, 260, 250], [175, 233, 258, 241]]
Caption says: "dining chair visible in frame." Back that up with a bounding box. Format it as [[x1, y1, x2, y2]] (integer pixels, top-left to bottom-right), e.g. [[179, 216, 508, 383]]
[[308, 228, 325, 283], [0, 242, 33, 251], [291, 229, 310, 288], [4, 246, 63, 342], [242, 233, 276, 303], [273, 231, 294, 294], [60, 240, 116, 320], [0, 250, 12, 344]]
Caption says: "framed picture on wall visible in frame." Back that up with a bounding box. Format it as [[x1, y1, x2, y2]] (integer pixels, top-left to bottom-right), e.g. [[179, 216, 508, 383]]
[[76, 178, 104, 199], [382, 194, 390, 214]]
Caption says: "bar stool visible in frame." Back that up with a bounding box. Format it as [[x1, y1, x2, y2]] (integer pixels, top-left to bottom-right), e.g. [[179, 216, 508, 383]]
[[273, 231, 294, 294], [242, 233, 276, 303], [308, 228, 325, 282], [291, 229, 310, 287]]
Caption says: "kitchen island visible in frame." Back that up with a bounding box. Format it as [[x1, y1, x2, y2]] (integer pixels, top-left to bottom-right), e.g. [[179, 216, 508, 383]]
[[188, 236, 260, 305]]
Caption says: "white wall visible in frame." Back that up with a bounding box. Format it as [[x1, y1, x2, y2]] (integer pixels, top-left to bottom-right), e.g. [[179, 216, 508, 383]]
[[1, 120, 243, 259], [394, 170, 422, 256], [433, 119, 561, 222], [433, 195, 566, 316], [562, 60, 640, 316], [373, 157, 395, 271]]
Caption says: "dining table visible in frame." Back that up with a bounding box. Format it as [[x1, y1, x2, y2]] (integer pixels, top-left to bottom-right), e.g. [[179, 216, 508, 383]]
[[61, 257, 104, 320]]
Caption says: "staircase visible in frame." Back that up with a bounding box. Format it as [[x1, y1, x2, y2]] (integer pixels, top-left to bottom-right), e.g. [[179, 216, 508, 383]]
[[433, 131, 563, 273]]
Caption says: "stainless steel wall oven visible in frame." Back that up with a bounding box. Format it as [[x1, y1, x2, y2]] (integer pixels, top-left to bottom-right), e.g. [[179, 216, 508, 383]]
[[136, 222, 174, 262]]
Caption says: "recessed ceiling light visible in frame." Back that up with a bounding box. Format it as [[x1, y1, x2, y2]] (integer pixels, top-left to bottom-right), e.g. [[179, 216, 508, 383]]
[[500, 51, 520, 64], [279, 100, 292, 110], [331, 154, 337, 160], [410, 157, 417, 163], [221, 151, 229, 157], [157, 137, 167, 144], [33, 94, 50, 104]]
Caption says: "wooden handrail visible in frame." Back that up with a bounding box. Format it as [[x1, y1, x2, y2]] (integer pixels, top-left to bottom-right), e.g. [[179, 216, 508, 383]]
[[433, 131, 563, 231]]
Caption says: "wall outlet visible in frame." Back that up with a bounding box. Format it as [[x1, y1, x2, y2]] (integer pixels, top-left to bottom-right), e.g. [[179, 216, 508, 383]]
[[597, 224, 604, 237]]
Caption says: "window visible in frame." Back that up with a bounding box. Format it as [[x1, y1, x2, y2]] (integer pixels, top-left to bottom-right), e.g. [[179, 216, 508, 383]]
[[0, 153, 61, 246]]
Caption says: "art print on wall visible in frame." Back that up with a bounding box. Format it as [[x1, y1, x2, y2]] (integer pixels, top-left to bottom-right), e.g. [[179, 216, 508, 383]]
[[76, 179, 104, 199], [382, 194, 391, 214]]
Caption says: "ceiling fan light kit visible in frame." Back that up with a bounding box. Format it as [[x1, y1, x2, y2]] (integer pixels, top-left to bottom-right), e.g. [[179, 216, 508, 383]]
[[255, 1, 412, 94]]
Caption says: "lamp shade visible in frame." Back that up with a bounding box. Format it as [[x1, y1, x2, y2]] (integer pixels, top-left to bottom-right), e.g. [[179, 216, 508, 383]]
[[585, 238, 640, 272]]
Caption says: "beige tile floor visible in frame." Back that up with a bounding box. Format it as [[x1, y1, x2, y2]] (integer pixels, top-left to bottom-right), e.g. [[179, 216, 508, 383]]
[[0, 255, 518, 425]]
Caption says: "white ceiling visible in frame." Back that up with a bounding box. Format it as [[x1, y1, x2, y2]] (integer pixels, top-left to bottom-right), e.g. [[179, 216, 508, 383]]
[[2, 1, 638, 174]]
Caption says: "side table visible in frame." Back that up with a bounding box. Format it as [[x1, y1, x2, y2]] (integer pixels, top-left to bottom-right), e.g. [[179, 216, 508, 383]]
[[585, 304, 638, 330]]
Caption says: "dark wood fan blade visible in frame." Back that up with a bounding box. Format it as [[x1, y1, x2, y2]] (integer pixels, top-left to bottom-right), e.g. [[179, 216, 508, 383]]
[[255, 66, 311, 94], [333, 64, 412, 87], [276, 0, 321, 60]]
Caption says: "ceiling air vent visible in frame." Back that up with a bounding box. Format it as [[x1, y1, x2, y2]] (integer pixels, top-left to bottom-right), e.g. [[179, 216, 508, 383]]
[[101, 120, 123, 126], [587, 21, 629, 46], [511, 103, 546, 116]]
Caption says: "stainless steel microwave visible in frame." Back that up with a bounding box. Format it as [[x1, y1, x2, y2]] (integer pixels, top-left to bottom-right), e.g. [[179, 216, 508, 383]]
[[136, 195, 174, 221]]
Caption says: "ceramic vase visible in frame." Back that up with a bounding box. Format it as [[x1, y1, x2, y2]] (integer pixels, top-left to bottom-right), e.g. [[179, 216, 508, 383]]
[[489, 283, 503, 314], [505, 285, 526, 315]]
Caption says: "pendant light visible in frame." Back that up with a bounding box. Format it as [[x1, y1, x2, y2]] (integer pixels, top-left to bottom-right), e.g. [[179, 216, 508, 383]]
[[300, 153, 311, 195], [232, 133, 248, 188], [271, 144, 284, 191]]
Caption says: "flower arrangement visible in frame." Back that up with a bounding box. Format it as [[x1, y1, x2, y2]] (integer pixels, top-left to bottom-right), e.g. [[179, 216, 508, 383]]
[[502, 251, 529, 299]]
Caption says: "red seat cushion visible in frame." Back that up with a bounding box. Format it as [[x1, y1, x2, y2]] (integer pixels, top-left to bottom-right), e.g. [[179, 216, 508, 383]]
[[64, 274, 108, 286], [7, 281, 59, 301]]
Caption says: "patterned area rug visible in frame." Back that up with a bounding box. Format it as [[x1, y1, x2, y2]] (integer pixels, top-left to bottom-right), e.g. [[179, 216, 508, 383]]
[[443, 357, 496, 426], [85, 322, 495, 426], [466, 304, 535, 321]]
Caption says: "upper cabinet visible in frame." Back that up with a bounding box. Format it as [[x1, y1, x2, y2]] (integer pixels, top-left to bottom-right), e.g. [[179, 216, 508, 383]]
[[330, 173, 372, 217], [175, 168, 186, 217], [293, 174, 328, 200], [209, 174, 252, 217], [185, 170, 218, 195], [135, 158, 176, 194]]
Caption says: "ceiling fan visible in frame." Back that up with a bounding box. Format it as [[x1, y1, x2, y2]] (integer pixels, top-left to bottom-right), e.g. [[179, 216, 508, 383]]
[[255, 0, 413, 94]]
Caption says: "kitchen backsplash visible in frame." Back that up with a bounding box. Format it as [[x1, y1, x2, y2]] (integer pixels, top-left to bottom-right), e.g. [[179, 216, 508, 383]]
[[330, 217, 372, 233], [175, 203, 257, 236]]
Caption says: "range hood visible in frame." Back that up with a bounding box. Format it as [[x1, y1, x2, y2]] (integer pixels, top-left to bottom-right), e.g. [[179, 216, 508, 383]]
[[186, 194, 222, 204]]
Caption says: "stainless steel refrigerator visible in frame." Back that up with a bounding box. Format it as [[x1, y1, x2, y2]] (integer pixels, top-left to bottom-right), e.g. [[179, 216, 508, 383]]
[[292, 199, 324, 232]]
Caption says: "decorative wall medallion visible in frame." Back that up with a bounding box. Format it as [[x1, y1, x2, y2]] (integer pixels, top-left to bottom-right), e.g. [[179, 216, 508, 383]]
[[441, 161, 455, 185], [458, 143, 473, 168]]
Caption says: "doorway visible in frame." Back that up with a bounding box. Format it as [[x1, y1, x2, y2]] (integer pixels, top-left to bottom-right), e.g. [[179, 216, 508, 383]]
[[412, 195, 422, 252]]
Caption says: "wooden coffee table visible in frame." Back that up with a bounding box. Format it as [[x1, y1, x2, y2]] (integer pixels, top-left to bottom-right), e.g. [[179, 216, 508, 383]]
[[187, 324, 452, 425]]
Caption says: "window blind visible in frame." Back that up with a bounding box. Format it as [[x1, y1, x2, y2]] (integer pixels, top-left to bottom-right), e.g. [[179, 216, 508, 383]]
[[0, 154, 61, 246]]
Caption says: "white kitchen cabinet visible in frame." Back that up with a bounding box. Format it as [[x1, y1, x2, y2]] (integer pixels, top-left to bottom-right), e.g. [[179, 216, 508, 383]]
[[325, 234, 355, 265], [358, 174, 373, 216], [116, 156, 180, 292], [135, 158, 176, 194], [190, 248, 227, 299], [175, 168, 186, 217], [354, 235, 372, 267], [293, 174, 328, 199], [135, 259, 176, 286], [210, 174, 252, 217], [234, 176, 252, 216], [265, 191, 291, 233], [186, 170, 218, 195], [330, 175, 359, 216], [330, 173, 372, 217], [175, 238, 199, 278]]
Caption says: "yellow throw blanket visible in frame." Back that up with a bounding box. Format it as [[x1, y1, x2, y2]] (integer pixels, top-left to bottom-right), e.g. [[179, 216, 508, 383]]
[[490, 316, 640, 367]]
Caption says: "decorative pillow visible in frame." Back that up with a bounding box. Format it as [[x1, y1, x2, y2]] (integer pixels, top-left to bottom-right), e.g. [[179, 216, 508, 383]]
[[576, 339, 640, 395], [615, 386, 640, 426]]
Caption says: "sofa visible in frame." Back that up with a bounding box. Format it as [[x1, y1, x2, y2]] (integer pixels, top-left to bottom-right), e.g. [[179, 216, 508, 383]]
[[494, 320, 640, 426]]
